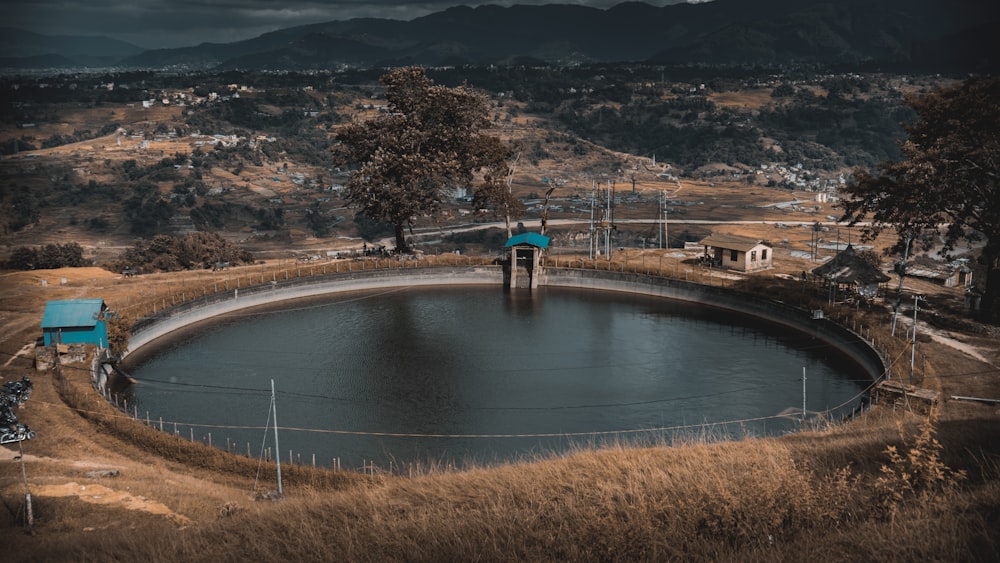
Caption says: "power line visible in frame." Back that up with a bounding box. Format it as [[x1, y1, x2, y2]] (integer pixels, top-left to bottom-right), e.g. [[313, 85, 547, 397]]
[[29, 399, 814, 440], [12, 348, 992, 444], [13, 347, 993, 391], [0, 348, 908, 413]]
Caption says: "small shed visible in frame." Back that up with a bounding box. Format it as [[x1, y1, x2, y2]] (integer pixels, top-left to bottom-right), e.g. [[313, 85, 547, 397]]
[[811, 244, 889, 300], [41, 299, 108, 348], [908, 261, 974, 289], [699, 233, 773, 272], [505, 232, 550, 289]]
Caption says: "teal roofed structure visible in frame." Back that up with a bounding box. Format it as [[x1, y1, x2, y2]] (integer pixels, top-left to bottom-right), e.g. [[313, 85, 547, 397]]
[[505, 232, 550, 249], [41, 299, 108, 347], [505, 232, 549, 289]]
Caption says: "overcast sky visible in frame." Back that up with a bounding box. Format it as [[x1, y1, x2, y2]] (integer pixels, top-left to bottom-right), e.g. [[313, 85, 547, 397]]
[[2, 0, 701, 50]]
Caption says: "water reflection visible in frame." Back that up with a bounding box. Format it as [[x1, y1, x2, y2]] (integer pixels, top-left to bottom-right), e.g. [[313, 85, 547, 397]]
[[126, 286, 867, 471]]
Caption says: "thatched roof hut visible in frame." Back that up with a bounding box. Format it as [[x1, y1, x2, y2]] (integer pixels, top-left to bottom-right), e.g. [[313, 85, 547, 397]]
[[811, 245, 889, 299]]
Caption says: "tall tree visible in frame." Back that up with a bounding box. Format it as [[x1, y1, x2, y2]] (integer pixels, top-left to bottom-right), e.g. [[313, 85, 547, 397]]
[[841, 77, 1000, 324], [335, 67, 505, 251]]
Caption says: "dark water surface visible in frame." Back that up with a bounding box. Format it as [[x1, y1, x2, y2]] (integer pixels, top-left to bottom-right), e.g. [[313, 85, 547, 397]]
[[126, 286, 869, 471]]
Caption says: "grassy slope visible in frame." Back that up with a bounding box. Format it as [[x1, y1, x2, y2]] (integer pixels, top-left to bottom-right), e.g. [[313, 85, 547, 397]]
[[2, 263, 999, 561], [3, 75, 996, 559]]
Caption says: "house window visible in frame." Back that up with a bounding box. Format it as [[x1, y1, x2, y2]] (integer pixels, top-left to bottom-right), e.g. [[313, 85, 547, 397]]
[[762, 249, 768, 261], [730, 249, 738, 261], [751, 250, 757, 262]]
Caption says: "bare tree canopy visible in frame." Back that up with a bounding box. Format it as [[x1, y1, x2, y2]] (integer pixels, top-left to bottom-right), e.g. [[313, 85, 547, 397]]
[[474, 142, 525, 238], [335, 66, 506, 251], [841, 77, 1000, 323]]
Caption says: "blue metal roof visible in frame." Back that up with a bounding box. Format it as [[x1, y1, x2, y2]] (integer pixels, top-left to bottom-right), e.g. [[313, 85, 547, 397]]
[[505, 232, 550, 249], [41, 299, 105, 329]]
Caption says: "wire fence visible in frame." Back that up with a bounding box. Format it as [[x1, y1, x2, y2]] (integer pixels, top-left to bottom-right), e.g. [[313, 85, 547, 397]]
[[53, 372, 880, 477], [80, 250, 921, 475]]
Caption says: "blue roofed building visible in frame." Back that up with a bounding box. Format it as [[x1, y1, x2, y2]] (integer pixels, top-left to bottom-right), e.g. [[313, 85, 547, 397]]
[[505, 232, 550, 289], [41, 299, 108, 348], [504, 232, 550, 250]]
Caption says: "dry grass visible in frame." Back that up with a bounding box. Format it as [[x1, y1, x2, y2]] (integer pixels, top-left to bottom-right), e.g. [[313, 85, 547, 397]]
[[8, 417, 999, 562], [2, 259, 999, 561], [708, 88, 777, 112], [4, 84, 996, 560]]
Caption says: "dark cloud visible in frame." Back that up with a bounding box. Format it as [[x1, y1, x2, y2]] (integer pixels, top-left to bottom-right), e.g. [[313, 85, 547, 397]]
[[0, 0, 696, 49]]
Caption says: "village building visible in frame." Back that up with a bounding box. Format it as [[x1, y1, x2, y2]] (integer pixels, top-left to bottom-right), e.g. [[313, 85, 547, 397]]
[[810, 244, 890, 301], [907, 260, 974, 289], [505, 232, 549, 289], [40, 299, 109, 348], [699, 233, 773, 272]]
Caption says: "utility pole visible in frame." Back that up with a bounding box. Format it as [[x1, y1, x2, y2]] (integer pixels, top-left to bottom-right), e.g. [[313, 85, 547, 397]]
[[659, 189, 669, 250], [663, 197, 668, 250], [18, 440, 32, 527], [891, 236, 913, 337], [271, 379, 283, 497], [606, 180, 613, 259], [801, 367, 807, 430], [658, 190, 664, 249], [589, 181, 596, 260], [910, 295, 921, 384], [811, 222, 821, 261]]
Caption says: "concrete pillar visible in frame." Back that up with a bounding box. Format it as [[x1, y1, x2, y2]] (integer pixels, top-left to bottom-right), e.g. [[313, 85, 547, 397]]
[[530, 248, 541, 289], [509, 247, 518, 289]]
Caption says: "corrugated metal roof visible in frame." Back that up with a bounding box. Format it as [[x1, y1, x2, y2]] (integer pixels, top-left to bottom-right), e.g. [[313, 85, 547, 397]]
[[41, 299, 105, 329], [699, 233, 769, 252], [505, 232, 550, 249], [811, 245, 890, 284]]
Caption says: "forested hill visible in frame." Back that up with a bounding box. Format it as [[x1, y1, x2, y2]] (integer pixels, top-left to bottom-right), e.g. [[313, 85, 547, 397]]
[[7, 0, 997, 71]]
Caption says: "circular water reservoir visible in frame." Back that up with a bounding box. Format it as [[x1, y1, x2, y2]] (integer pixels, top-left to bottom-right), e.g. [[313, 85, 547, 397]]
[[124, 286, 869, 471]]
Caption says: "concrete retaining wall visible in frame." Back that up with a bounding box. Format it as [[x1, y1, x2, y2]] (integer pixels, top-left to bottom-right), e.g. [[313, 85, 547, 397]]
[[542, 268, 886, 382], [125, 266, 885, 383], [125, 266, 503, 356]]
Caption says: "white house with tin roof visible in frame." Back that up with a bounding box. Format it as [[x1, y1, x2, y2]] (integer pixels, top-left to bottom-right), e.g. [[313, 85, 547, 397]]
[[699, 233, 773, 272]]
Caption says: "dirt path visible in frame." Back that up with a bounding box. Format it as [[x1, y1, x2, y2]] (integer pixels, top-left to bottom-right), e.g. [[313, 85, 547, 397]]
[[924, 328, 996, 367], [31, 482, 192, 526], [2, 343, 35, 368], [1, 316, 253, 534]]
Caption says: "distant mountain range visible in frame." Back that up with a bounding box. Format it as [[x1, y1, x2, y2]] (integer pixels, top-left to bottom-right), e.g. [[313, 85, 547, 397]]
[[0, 27, 144, 68], [4, 0, 999, 72]]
